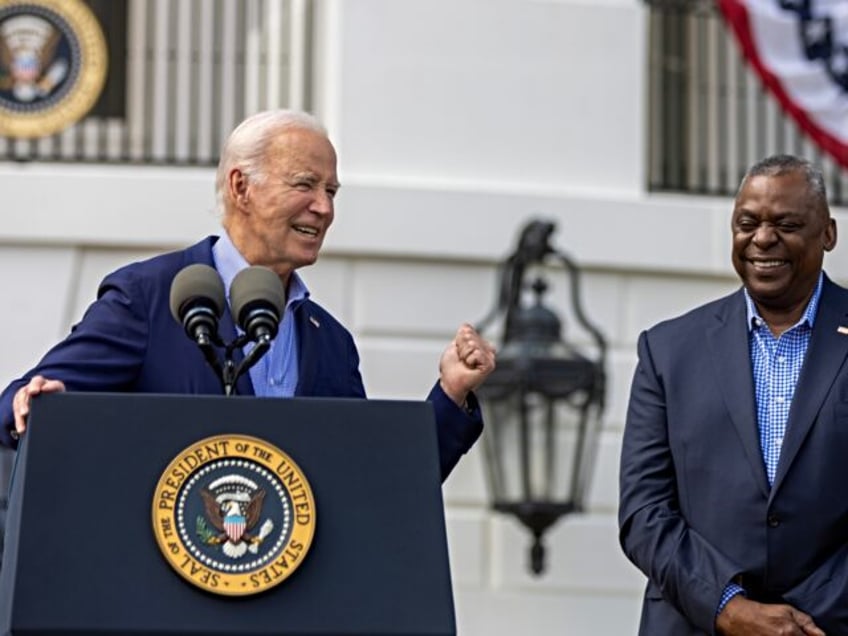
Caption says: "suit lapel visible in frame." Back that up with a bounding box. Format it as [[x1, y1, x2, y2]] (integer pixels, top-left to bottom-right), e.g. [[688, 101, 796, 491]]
[[294, 304, 321, 396], [707, 290, 771, 497], [771, 278, 848, 496]]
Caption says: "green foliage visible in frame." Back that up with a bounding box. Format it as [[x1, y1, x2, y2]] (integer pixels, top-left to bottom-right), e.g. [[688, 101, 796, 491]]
[[196, 516, 216, 544]]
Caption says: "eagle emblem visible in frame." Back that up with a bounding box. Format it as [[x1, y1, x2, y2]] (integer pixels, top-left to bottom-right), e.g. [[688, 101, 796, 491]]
[[0, 0, 108, 138], [197, 474, 274, 559], [0, 13, 68, 103]]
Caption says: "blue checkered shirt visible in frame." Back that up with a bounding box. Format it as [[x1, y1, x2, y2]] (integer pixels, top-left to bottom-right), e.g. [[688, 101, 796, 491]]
[[716, 273, 824, 618]]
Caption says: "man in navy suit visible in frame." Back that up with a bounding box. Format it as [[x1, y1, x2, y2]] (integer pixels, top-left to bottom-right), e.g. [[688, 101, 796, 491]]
[[619, 154, 848, 635], [0, 109, 496, 481]]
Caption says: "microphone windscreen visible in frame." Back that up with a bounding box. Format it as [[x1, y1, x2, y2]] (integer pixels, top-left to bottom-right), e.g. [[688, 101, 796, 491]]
[[169, 264, 226, 324], [230, 266, 286, 324]]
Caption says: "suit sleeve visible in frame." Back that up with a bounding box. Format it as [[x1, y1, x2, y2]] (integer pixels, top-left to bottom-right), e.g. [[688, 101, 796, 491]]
[[0, 268, 149, 448], [782, 542, 848, 632], [618, 330, 741, 634], [427, 383, 483, 482]]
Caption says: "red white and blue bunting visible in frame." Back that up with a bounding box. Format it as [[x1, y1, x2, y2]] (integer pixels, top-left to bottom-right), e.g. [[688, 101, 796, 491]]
[[719, 0, 848, 167]]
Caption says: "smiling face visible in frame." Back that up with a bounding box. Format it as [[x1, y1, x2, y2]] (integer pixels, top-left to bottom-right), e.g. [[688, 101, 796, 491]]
[[225, 126, 339, 284], [731, 169, 836, 320]]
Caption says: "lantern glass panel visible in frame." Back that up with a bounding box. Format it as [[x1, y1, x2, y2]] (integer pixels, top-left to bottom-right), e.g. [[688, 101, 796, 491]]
[[481, 391, 588, 506]]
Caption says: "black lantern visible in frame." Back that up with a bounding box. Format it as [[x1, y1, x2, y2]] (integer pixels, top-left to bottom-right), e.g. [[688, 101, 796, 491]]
[[476, 219, 607, 575]]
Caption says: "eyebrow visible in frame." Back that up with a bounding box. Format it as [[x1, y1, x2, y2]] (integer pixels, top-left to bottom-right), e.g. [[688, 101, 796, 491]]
[[289, 172, 319, 182], [289, 172, 341, 190], [735, 206, 805, 216]]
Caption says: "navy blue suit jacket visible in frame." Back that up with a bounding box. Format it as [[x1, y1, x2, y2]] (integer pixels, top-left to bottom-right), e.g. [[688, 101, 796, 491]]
[[619, 275, 848, 635], [0, 237, 482, 480]]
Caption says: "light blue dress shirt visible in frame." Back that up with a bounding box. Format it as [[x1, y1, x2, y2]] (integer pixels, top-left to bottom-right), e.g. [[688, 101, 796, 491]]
[[212, 232, 309, 397]]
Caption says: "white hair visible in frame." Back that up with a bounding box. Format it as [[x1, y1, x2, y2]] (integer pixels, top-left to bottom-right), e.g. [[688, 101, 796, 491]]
[[215, 109, 327, 215]]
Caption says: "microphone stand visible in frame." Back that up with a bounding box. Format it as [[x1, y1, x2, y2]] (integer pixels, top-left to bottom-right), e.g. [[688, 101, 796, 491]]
[[196, 336, 225, 386], [219, 333, 272, 396]]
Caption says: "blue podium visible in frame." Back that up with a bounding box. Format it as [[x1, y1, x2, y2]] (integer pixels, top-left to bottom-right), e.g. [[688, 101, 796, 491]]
[[0, 392, 455, 635]]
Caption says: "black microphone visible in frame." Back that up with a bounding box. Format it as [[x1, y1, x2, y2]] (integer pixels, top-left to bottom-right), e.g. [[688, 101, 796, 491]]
[[169, 264, 226, 347], [230, 266, 286, 344]]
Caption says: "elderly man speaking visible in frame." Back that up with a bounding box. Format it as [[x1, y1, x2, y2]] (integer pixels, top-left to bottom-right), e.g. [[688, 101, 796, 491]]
[[0, 109, 496, 481]]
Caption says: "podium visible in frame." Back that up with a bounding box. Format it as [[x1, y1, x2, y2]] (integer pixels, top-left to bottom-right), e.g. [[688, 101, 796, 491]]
[[0, 392, 456, 635]]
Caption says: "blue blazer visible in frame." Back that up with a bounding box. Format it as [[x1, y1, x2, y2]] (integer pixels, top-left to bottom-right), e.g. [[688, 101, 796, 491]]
[[0, 237, 482, 480], [619, 275, 848, 635]]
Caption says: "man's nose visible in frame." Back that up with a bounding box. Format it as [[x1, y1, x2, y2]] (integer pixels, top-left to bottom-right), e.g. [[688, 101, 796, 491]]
[[311, 190, 334, 215], [752, 224, 778, 246]]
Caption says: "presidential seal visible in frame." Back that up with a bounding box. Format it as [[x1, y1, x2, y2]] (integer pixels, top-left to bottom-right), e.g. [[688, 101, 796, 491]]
[[0, 0, 107, 137], [152, 435, 316, 596]]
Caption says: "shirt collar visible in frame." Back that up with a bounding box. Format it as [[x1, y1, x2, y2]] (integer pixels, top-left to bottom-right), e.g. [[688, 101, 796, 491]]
[[212, 231, 310, 308], [743, 271, 823, 332]]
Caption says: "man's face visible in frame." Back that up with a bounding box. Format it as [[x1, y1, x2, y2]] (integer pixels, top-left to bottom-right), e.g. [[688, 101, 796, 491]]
[[232, 127, 339, 280], [731, 170, 836, 312]]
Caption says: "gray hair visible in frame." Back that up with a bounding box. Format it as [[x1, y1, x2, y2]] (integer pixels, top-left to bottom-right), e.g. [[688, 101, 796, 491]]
[[738, 154, 829, 217], [215, 109, 327, 215]]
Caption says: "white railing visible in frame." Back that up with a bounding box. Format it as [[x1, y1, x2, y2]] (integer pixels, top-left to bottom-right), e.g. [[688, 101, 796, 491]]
[[0, 0, 311, 165]]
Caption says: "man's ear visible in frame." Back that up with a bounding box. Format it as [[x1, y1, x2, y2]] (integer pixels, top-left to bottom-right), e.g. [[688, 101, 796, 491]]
[[227, 168, 249, 209], [825, 217, 838, 252]]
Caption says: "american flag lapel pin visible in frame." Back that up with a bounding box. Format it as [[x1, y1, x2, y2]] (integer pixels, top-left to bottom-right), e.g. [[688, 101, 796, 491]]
[[309, 316, 321, 328], [838, 326, 848, 335]]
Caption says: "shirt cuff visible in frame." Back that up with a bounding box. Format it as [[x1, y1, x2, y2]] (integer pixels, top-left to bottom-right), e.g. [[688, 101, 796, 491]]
[[716, 582, 746, 617]]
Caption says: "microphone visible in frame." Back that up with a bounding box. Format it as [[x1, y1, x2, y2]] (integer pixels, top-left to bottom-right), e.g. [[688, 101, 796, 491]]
[[168, 264, 282, 397], [169, 264, 226, 347], [229, 266, 286, 344]]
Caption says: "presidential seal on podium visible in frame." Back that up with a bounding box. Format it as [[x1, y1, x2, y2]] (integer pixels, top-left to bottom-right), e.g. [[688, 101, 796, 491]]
[[152, 434, 317, 596]]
